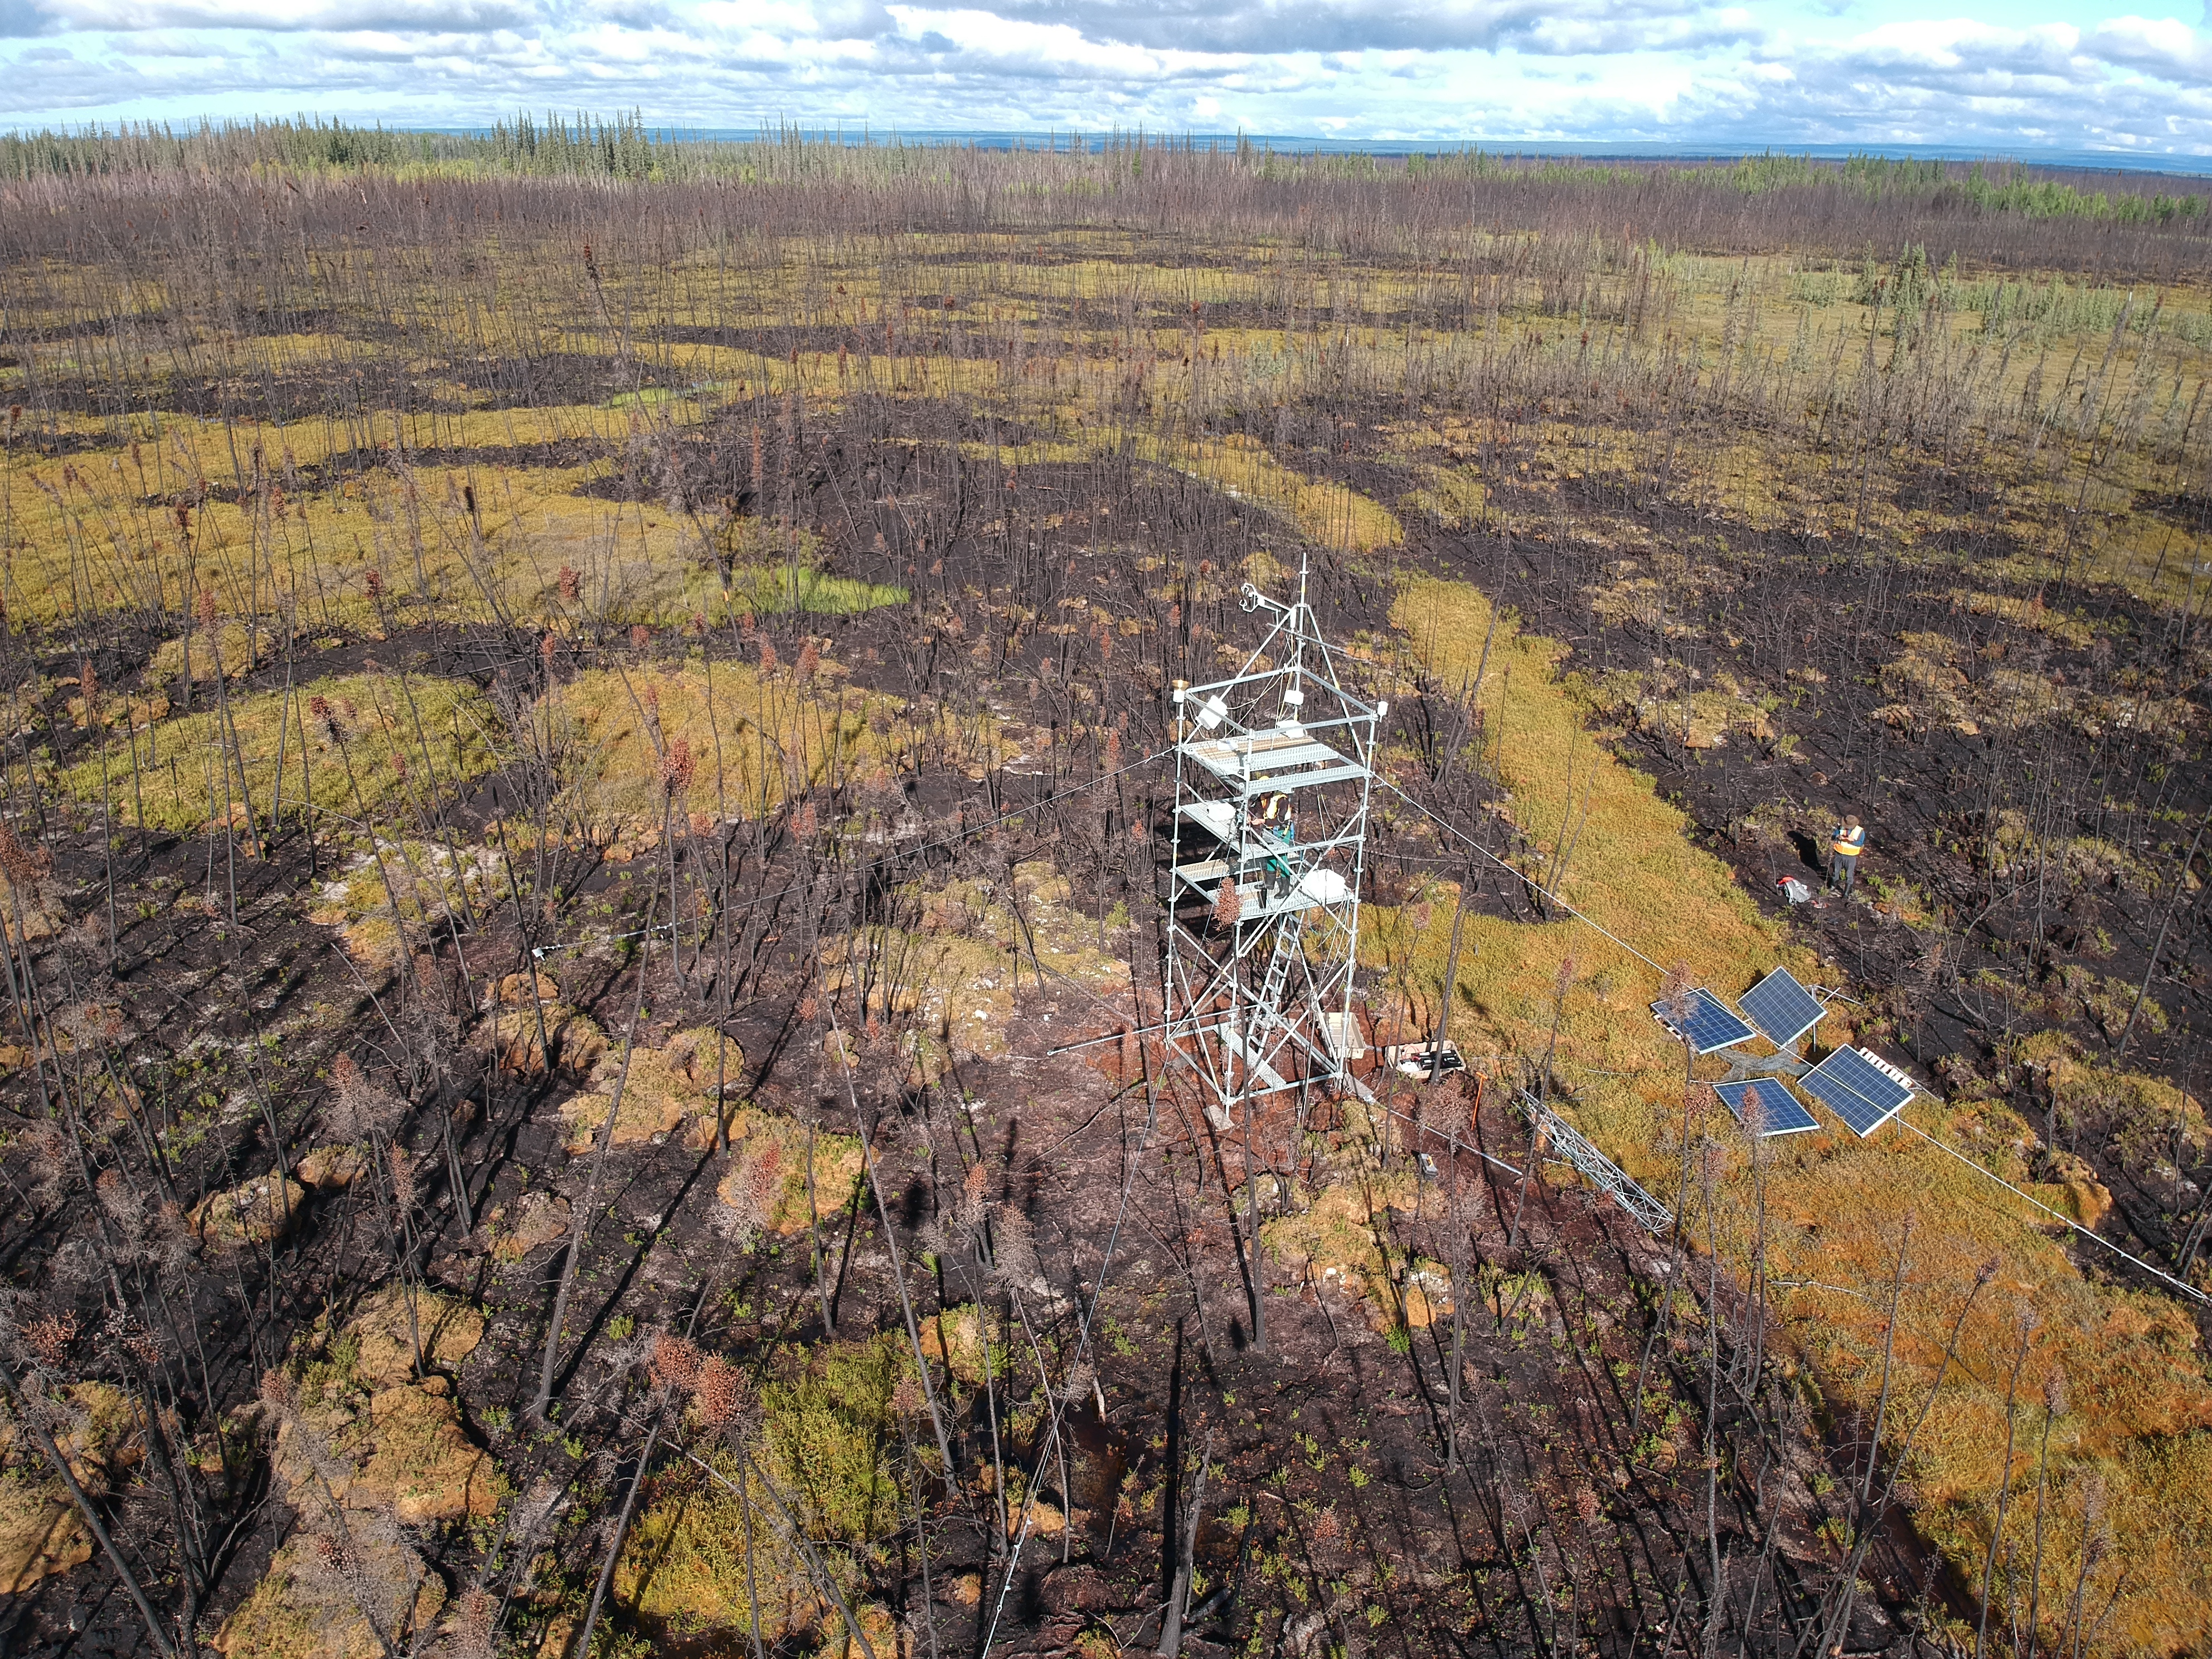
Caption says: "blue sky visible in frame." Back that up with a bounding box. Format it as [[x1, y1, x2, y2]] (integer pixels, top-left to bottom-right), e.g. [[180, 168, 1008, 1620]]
[[2, 0, 2209, 157]]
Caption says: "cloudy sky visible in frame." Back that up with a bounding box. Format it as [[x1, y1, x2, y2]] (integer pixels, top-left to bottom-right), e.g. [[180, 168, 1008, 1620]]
[[2, 0, 2209, 158]]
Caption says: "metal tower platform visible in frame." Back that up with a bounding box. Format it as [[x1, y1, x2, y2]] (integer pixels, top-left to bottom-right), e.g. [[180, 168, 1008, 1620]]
[[1160, 570, 1380, 1127]]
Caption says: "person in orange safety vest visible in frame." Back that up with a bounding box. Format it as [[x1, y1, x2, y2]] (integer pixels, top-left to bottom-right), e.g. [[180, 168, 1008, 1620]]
[[1828, 816, 1866, 898]]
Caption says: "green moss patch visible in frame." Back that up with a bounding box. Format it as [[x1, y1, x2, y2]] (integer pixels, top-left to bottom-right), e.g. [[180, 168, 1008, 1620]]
[[61, 671, 501, 837], [616, 1333, 915, 1647]]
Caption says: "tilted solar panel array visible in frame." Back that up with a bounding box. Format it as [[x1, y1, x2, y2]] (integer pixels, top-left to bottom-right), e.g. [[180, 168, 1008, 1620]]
[[1714, 1079, 1819, 1137], [1798, 1046, 1915, 1137], [1650, 989, 1758, 1054], [1739, 967, 1825, 1051]]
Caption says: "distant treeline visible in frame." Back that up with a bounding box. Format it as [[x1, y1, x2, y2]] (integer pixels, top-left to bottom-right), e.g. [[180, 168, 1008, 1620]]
[[0, 111, 681, 182], [1, 113, 2206, 225], [1398, 149, 2208, 225]]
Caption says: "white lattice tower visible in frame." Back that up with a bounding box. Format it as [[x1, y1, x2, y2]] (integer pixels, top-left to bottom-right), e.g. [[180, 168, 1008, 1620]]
[[1159, 564, 1382, 1125]]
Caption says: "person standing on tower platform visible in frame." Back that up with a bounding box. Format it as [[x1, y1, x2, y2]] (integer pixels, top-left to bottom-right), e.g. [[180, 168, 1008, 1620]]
[[1257, 791, 1296, 904], [1828, 815, 1867, 899]]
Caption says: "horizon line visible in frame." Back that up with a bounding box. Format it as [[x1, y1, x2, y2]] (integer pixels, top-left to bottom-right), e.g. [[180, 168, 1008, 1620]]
[[6, 117, 2210, 178]]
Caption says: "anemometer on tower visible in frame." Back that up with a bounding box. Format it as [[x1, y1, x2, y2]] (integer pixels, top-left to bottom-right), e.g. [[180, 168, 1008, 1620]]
[[1159, 564, 1381, 1126]]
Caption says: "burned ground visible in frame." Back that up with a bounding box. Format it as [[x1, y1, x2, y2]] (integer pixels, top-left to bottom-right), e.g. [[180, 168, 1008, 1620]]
[[1, 139, 2209, 1659]]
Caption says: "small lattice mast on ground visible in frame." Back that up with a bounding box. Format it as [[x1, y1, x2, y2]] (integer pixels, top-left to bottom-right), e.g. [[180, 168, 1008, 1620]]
[[1160, 561, 1381, 1124]]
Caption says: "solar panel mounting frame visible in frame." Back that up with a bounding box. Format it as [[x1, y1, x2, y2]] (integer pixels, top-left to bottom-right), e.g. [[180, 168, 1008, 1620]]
[[1739, 967, 1826, 1051], [1713, 1079, 1819, 1137], [1797, 1045, 1915, 1138], [1650, 988, 1758, 1055]]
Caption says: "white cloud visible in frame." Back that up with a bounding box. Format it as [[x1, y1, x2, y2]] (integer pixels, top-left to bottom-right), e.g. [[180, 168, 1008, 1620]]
[[46, 0, 535, 30], [0, 0, 2205, 161], [2087, 11, 2212, 76]]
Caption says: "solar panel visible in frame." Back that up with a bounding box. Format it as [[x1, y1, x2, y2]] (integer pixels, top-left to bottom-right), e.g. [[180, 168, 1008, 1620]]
[[1739, 968, 1825, 1050], [1798, 1046, 1916, 1138], [1650, 989, 1758, 1054], [1714, 1079, 1819, 1137]]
